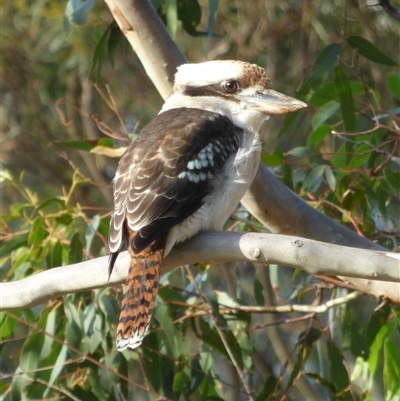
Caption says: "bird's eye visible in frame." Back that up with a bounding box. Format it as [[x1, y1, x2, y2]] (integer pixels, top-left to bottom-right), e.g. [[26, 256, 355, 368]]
[[223, 80, 239, 93]]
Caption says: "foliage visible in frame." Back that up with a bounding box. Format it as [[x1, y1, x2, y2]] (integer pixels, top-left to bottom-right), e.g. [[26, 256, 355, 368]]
[[1, 1, 400, 400]]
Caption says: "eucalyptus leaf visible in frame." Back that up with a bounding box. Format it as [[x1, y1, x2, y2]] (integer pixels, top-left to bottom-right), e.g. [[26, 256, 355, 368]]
[[347, 36, 398, 66]]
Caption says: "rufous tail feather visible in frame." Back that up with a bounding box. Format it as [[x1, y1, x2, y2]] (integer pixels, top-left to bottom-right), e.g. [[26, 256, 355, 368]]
[[116, 235, 165, 351]]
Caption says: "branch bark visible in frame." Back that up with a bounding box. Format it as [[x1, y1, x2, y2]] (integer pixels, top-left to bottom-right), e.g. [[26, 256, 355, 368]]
[[1, 232, 399, 310]]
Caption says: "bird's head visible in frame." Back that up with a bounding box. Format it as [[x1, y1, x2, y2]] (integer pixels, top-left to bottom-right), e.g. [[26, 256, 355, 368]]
[[161, 60, 307, 133]]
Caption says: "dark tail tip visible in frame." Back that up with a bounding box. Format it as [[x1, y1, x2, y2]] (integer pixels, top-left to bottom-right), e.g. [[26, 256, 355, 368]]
[[108, 252, 119, 281]]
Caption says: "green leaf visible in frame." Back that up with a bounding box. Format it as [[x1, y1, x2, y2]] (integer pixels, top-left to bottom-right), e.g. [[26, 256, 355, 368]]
[[384, 170, 400, 191], [347, 36, 398, 66], [64, 302, 83, 348], [0, 313, 17, 340], [306, 43, 342, 83], [262, 146, 284, 167], [332, 143, 347, 168], [154, 296, 188, 358], [348, 143, 371, 169], [306, 373, 336, 392], [341, 308, 369, 360], [368, 321, 395, 378], [256, 377, 277, 401], [0, 232, 29, 257], [36, 197, 66, 212], [325, 166, 336, 191], [39, 307, 57, 360], [190, 355, 204, 393], [69, 232, 83, 264], [388, 74, 400, 100], [20, 330, 45, 375], [142, 332, 161, 391], [327, 340, 350, 392], [307, 125, 331, 148], [365, 304, 391, 347], [308, 81, 366, 107], [107, 23, 121, 68], [286, 346, 308, 390], [334, 66, 356, 132], [90, 23, 113, 82], [302, 165, 326, 192], [312, 100, 340, 129], [48, 240, 63, 268], [97, 291, 119, 331], [384, 339, 400, 401], [11, 368, 24, 401], [287, 146, 311, 157], [301, 327, 322, 346], [28, 217, 48, 248]]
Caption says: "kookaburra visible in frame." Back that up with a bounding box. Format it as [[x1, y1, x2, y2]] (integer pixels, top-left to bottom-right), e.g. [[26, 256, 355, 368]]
[[108, 60, 306, 351]]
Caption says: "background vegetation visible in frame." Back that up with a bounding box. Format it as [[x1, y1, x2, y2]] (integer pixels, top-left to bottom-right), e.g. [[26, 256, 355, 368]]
[[1, 0, 399, 400]]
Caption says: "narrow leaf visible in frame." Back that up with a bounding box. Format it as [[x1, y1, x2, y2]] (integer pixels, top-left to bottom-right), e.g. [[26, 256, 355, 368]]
[[312, 100, 340, 129], [90, 24, 113, 82], [107, 22, 121, 68], [334, 66, 356, 132], [325, 166, 337, 191], [69, 233, 83, 264], [327, 340, 350, 392], [307, 125, 331, 148], [347, 36, 398, 66], [306, 43, 342, 83], [48, 241, 63, 268], [302, 165, 326, 192], [364, 304, 391, 347], [27, 217, 48, 248]]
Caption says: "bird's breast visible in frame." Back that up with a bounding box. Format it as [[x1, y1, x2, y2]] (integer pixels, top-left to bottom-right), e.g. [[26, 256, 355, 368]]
[[164, 131, 261, 255]]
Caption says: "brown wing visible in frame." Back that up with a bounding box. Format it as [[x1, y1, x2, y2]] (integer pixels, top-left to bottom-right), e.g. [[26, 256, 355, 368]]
[[108, 108, 243, 273]]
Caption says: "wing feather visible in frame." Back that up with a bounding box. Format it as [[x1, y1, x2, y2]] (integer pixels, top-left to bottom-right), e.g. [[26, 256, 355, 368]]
[[109, 108, 243, 262]]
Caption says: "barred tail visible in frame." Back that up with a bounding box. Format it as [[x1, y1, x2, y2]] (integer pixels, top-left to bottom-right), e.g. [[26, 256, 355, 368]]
[[116, 238, 165, 351]]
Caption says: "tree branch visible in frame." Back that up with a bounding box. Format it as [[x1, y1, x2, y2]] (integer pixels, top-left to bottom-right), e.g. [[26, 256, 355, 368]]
[[1, 232, 399, 311]]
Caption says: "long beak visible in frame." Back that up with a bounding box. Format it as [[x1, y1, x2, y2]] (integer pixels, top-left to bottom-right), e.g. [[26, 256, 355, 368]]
[[240, 90, 307, 115]]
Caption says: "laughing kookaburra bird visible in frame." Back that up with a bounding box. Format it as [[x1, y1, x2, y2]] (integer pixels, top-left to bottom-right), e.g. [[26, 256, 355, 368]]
[[108, 60, 306, 351]]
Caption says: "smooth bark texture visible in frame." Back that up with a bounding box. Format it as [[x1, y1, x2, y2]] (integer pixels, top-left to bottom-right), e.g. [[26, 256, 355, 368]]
[[1, 232, 399, 310]]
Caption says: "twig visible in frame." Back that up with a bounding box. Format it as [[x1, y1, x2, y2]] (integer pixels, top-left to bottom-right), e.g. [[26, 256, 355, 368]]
[[185, 266, 255, 401]]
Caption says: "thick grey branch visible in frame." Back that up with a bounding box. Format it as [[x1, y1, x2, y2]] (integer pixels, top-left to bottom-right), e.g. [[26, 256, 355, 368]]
[[1, 232, 399, 310]]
